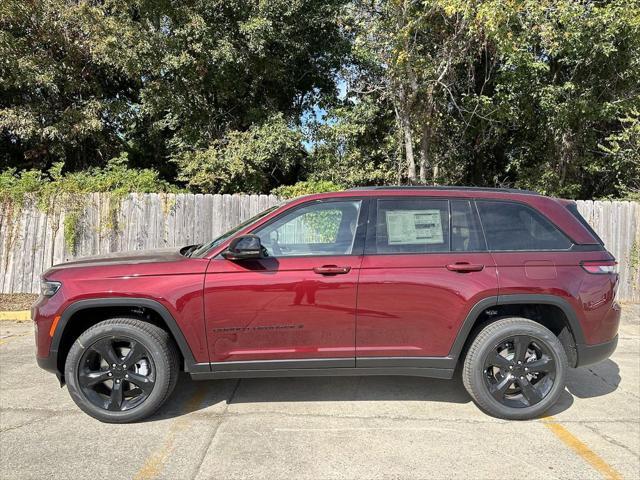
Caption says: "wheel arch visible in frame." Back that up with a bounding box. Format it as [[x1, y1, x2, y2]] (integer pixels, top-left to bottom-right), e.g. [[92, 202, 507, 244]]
[[52, 298, 200, 379], [451, 294, 584, 367]]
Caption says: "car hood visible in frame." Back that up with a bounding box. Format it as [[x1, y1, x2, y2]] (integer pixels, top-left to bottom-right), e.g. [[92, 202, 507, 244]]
[[48, 248, 186, 271]]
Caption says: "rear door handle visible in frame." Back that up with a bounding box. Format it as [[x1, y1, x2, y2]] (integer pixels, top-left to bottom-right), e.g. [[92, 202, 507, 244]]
[[446, 262, 484, 273], [313, 265, 351, 275]]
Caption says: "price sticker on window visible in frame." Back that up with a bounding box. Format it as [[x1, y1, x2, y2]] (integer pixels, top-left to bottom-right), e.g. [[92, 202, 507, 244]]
[[385, 209, 444, 245]]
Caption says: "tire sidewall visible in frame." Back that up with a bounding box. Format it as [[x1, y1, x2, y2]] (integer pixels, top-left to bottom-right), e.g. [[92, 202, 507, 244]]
[[65, 322, 171, 423], [468, 320, 568, 420]]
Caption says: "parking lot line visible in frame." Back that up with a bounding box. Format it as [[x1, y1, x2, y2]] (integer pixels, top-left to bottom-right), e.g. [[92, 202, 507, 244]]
[[0, 310, 30, 321], [543, 416, 622, 480], [133, 384, 209, 480]]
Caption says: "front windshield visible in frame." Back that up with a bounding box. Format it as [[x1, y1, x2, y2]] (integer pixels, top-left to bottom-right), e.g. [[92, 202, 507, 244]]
[[189, 204, 281, 257]]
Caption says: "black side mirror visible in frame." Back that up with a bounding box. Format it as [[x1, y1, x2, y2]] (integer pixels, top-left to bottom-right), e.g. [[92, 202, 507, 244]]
[[222, 234, 264, 260]]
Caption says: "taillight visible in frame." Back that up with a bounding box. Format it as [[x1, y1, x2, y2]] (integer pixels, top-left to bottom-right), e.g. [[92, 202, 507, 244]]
[[580, 260, 617, 274]]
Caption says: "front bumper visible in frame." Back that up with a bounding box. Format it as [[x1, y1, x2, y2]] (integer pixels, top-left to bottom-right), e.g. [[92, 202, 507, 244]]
[[32, 291, 67, 382], [36, 354, 58, 374], [36, 354, 64, 385], [575, 335, 618, 367]]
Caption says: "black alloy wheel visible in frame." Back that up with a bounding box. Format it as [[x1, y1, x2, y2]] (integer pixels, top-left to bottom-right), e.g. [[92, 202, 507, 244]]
[[78, 337, 156, 412], [65, 318, 179, 423], [483, 335, 555, 408], [463, 317, 568, 420]]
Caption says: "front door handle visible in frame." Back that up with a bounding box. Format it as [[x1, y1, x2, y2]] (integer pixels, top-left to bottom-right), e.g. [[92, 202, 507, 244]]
[[446, 262, 484, 273], [313, 265, 351, 275]]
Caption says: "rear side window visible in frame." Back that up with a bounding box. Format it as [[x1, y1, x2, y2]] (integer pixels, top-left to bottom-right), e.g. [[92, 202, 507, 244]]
[[372, 198, 450, 253], [477, 201, 572, 251]]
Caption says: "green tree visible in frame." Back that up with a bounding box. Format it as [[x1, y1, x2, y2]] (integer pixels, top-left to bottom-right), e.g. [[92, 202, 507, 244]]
[[318, 0, 640, 198], [2, 0, 639, 199], [598, 112, 640, 199], [306, 97, 399, 186], [0, 0, 349, 178], [0, 0, 145, 171], [343, 0, 483, 184], [272, 180, 343, 198], [174, 114, 304, 193], [475, 0, 640, 198]]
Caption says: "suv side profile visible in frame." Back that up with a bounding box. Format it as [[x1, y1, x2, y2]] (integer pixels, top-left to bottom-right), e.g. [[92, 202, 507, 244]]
[[33, 187, 620, 422]]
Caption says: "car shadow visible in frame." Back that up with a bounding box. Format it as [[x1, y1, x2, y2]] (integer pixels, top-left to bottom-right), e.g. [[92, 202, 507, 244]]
[[565, 359, 620, 398], [150, 372, 472, 421], [543, 359, 620, 416], [148, 359, 621, 422]]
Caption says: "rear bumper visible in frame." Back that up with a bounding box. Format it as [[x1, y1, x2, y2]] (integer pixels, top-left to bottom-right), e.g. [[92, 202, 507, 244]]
[[575, 335, 618, 367]]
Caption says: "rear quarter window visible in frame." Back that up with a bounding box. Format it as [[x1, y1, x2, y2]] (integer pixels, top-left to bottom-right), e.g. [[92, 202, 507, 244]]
[[476, 200, 572, 251], [566, 203, 604, 245]]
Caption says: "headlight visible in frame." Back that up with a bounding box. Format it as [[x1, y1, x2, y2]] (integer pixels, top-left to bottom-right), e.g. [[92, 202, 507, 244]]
[[40, 280, 61, 297]]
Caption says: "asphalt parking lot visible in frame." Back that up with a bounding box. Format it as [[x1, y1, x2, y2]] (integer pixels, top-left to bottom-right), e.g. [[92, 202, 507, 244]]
[[1, 305, 639, 480]]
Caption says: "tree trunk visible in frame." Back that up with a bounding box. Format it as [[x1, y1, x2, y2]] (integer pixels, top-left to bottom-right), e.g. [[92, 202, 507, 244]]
[[395, 98, 416, 183], [419, 93, 437, 184], [419, 123, 430, 183], [559, 131, 574, 187], [403, 113, 416, 182]]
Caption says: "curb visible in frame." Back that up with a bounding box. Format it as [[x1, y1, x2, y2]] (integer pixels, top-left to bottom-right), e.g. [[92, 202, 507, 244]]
[[0, 311, 31, 321]]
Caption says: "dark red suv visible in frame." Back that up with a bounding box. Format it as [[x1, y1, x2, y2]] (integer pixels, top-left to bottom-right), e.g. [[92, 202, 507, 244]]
[[33, 187, 621, 422]]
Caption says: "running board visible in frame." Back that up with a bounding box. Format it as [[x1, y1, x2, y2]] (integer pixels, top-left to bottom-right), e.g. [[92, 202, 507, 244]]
[[190, 366, 454, 380]]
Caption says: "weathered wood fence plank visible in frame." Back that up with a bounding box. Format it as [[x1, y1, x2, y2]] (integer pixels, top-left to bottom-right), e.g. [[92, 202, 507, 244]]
[[576, 200, 639, 302], [1, 195, 638, 301]]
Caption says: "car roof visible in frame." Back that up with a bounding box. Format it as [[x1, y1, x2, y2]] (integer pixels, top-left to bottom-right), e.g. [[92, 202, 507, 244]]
[[290, 186, 541, 203], [347, 186, 539, 195]]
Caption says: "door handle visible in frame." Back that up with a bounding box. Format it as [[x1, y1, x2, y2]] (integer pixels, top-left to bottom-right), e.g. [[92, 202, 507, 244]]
[[313, 265, 351, 275], [446, 262, 484, 273]]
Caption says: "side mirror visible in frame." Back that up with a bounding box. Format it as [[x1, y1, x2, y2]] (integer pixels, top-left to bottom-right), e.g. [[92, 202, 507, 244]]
[[222, 234, 264, 260]]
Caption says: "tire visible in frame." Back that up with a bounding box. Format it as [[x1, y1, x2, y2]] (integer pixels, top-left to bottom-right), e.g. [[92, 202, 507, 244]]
[[462, 317, 568, 420], [64, 318, 180, 423]]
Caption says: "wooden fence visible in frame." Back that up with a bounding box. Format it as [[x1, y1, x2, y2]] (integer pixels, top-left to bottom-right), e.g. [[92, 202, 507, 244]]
[[1, 194, 638, 301]]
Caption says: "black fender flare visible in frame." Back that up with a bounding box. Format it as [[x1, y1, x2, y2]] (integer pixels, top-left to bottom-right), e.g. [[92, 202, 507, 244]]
[[448, 293, 585, 361], [51, 297, 201, 373]]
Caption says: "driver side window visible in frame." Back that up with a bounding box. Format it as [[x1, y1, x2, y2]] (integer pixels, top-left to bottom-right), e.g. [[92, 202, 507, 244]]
[[254, 201, 362, 257]]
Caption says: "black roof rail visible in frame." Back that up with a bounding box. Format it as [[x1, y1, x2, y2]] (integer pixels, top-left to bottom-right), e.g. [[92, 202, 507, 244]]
[[347, 186, 540, 195]]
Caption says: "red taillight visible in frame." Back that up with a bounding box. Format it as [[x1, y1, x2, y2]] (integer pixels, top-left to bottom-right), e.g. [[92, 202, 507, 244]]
[[580, 260, 617, 274]]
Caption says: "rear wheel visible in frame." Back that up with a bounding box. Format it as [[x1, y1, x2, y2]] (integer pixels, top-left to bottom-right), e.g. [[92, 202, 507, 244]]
[[463, 317, 567, 420], [64, 318, 179, 423]]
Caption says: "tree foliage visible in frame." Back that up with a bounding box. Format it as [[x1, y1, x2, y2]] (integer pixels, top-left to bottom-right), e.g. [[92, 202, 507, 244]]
[[306, 97, 400, 187], [174, 114, 304, 193], [1, 0, 348, 181], [319, 0, 640, 198], [272, 180, 344, 198], [1, 0, 639, 199], [0, 156, 178, 206]]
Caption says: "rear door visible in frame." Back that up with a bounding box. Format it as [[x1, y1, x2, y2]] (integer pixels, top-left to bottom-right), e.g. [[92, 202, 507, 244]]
[[355, 197, 498, 361], [475, 199, 584, 301]]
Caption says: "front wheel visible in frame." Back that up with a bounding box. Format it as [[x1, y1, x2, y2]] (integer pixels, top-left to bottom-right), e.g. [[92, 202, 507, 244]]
[[463, 317, 568, 420], [64, 318, 179, 423]]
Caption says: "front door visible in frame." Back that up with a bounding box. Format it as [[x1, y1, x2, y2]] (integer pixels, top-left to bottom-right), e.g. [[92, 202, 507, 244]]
[[204, 199, 367, 367], [356, 197, 499, 361]]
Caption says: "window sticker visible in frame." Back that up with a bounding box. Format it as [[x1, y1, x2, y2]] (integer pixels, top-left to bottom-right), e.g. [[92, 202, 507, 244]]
[[385, 209, 444, 245]]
